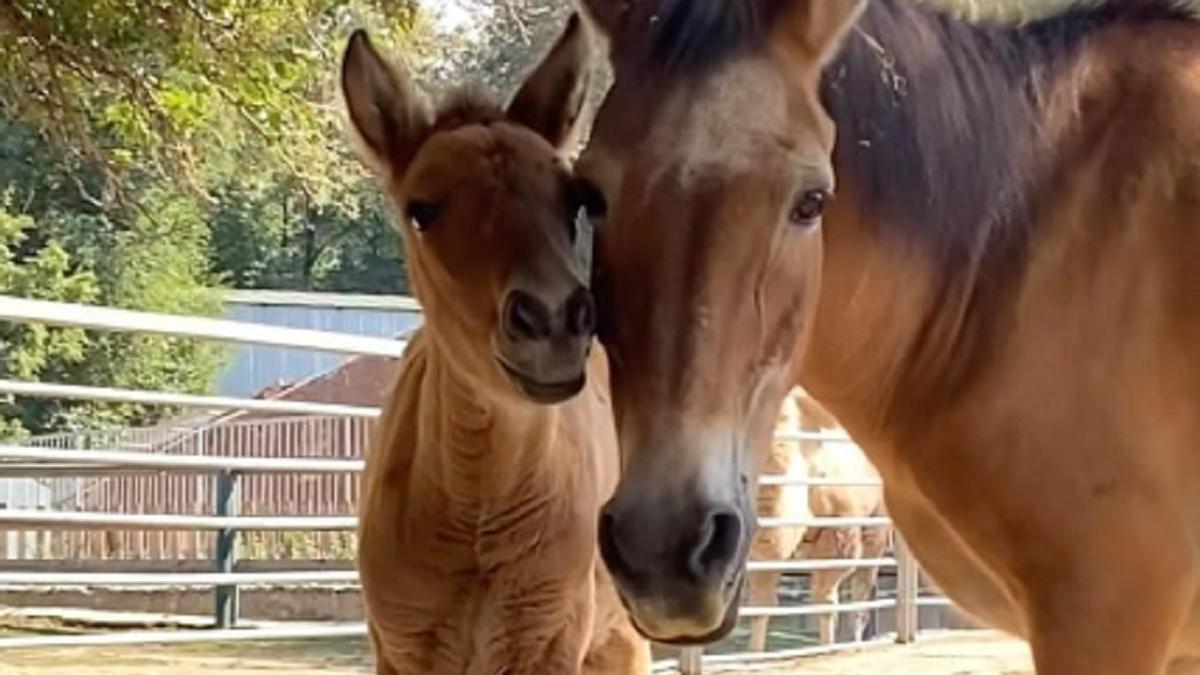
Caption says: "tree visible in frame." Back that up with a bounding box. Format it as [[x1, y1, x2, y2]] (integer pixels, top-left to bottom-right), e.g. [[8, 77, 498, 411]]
[[0, 0, 429, 297], [0, 1, 431, 436], [0, 194, 97, 438], [432, 0, 610, 149]]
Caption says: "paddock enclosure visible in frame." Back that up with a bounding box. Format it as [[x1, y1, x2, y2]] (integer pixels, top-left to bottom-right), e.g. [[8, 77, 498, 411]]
[[0, 295, 1025, 673]]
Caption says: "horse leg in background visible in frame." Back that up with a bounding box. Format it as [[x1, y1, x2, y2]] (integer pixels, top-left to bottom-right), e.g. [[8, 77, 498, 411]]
[[810, 568, 844, 645], [746, 569, 783, 652], [844, 525, 890, 641], [808, 528, 859, 645], [844, 563, 880, 641]]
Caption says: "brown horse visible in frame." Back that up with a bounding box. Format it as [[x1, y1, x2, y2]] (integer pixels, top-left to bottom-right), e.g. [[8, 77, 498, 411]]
[[342, 17, 648, 675], [576, 0, 1200, 672], [747, 387, 890, 650]]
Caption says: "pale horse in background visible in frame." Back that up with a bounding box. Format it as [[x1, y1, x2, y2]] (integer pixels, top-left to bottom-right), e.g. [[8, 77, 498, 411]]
[[748, 387, 892, 650]]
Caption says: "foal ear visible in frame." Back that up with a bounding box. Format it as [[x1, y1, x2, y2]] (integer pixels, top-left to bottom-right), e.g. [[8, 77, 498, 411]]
[[776, 0, 867, 66], [341, 29, 432, 175], [506, 13, 592, 151]]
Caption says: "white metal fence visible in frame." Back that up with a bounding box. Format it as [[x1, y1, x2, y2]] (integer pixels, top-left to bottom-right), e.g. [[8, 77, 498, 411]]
[[0, 295, 959, 672]]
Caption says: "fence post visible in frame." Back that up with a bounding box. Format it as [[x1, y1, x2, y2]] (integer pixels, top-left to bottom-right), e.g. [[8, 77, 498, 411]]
[[214, 469, 240, 628], [679, 646, 704, 675], [894, 533, 919, 644]]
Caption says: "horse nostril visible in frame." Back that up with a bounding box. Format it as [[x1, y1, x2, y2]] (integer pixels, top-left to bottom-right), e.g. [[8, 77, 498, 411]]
[[504, 290, 551, 340], [688, 509, 743, 581], [566, 287, 595, 337]]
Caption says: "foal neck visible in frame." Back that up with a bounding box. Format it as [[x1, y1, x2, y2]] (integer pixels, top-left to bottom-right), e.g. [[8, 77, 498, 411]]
[[423, 334, 564, 480]]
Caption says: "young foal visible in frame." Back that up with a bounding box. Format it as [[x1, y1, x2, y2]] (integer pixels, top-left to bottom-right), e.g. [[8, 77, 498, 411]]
[[341, 18, 648, 674]]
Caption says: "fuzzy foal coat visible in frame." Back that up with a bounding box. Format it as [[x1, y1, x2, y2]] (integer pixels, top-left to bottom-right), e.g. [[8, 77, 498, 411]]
[[358, 333, 645, 674]]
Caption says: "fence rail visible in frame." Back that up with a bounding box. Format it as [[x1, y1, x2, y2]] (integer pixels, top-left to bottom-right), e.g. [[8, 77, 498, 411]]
[[0, 295, 956, 672], [0, 379, 381, 419], [0, 296, 407, 357], [0, 446, 364, 474]]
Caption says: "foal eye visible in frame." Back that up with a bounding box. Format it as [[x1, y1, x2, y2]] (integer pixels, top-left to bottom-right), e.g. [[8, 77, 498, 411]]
[[788, 188, 832, 227], [406, 200, 441, 231]]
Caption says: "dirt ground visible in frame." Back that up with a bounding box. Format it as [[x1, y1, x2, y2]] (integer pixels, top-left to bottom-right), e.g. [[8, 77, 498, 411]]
[[0, 631, 1032, 674]]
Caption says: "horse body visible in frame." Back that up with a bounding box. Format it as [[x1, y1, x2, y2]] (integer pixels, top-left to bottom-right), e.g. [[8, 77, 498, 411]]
[[748, 388, 891, 649], [341, 17, 648, 675], [804, 21, 1200, 657], [576, 0, 1200, 670]]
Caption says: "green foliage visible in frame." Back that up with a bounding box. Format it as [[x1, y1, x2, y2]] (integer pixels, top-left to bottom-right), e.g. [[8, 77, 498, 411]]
[[0, 0, 426, 297], [0, 194, 97, 436], [432, 0, 610, 148], [0, 184, 225, 436], [0, 1, 434, 435]]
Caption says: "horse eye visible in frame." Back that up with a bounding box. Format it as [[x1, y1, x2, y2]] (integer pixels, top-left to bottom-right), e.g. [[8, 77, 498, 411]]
[[788, 188, 832, 227], [407, 200, 441, 231]]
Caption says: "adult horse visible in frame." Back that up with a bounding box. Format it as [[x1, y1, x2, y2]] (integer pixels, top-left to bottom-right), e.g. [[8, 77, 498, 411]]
[[576, 0, 1200, 672], [343, 17, 648, 674], [748, 388, 890, 649]]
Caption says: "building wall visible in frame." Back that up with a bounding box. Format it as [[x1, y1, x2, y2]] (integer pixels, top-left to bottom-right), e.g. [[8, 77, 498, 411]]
[[217, 291, 421, 397]]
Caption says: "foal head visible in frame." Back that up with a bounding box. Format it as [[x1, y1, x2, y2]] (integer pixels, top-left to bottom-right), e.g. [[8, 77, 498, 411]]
[[341, 17, 595, 404], [576, 0, 867, 642]]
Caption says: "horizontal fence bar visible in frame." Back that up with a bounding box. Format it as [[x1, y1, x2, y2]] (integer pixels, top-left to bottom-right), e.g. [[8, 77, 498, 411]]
[[916, 596, 955, 607], [738, 598, 897, 618], [745, 557, 897, 573], [0, 450, 874, 482], [0, 463, 149, 478], [2, 564, 911, 587], [773, 430, 853, 443], [757, 475, 882, 487], [0, 510, 356, 531], [0, 623, 368, 650], [0, 570, 359, 587], [0, 380, 380, 418], [700, 635, 897, 665], [0, 509, 888, 531], [225, 289, 422, 311], [0, 296, 407, 357], [757, 515, 893, 529], [0, 446, 364, 474]]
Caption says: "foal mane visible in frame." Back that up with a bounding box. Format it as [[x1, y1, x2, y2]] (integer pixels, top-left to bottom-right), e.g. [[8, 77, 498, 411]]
[[432, 85, 505, 133]]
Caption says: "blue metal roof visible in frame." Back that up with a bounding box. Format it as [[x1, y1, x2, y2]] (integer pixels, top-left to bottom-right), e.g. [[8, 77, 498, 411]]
[[217, 292, 423, 397]]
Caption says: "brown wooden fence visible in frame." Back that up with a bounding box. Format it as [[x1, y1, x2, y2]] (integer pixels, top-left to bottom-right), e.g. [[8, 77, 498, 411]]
[[2, 415, 371, 561]]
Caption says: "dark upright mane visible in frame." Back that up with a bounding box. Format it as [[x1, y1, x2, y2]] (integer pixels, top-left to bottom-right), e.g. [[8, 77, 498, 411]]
[[642, 0, 772, 69], [822, 0, 1192, 263], [640, 0, 1193, 260]]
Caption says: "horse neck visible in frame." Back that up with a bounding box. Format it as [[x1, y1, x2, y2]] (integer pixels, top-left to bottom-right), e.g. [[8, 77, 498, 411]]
[[798, 186, 997, 462], [799, 5, 1058, 445]]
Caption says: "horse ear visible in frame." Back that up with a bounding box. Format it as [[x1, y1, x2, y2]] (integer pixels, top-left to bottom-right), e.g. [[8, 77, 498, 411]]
[[776, 0, 867, 66], [506, 13, 592, 151], [341, 30, 432, 176]]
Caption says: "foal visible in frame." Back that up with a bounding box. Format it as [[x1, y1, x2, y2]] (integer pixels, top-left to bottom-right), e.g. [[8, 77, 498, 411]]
[[341, 18, 648, 675]]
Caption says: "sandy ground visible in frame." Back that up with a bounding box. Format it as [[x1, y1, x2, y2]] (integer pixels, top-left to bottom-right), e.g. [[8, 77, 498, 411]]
[[702, 632, 1033, 674], [0, 630, 1032, 674]]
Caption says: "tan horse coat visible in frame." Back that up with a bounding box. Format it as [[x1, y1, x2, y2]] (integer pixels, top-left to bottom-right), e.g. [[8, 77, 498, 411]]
[[749, 388, 890, 649]]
